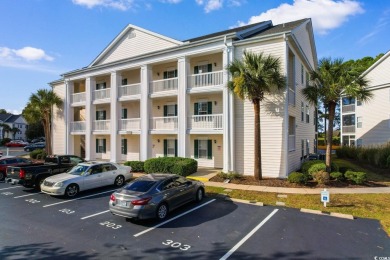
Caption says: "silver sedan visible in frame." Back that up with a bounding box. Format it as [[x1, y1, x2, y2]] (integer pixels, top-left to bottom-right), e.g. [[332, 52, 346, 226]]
[[41, 161, 132, 197], [109, 174, 205, 220]]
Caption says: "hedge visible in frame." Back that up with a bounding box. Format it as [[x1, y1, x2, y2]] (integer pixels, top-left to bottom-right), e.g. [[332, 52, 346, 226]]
[[287, 172, 309, 184], [124, 161, 144, 172], [29, 149, 47, 160], [301, 160, 339, 175], [143, 157, 198, 177], [345, 170, 366, 184]]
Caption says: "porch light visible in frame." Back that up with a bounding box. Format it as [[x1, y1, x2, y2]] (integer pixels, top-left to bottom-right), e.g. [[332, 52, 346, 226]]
[[214, 101, 217, 105], [214, 140, 217, 144], [157, 106, 160, 110], [157, 139, 160, 143], [214, 62, 217, 67]]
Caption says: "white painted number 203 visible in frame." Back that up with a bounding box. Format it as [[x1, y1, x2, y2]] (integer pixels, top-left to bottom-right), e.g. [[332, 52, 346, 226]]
[[162, 240, 191, 251]]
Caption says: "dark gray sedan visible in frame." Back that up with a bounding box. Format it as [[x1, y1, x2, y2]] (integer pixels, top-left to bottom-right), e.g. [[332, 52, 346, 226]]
[[109, 174, 205, 220]]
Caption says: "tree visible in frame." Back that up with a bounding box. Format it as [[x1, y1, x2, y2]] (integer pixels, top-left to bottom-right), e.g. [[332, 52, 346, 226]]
[[25, 122, 45, 141], [0, 109, 7, 114], [10, 127, 19, 140], [22, 89, 63, 155], [302, 57, 372, 172], [227, 51, 285, 180], [0, 123, 11, 139]]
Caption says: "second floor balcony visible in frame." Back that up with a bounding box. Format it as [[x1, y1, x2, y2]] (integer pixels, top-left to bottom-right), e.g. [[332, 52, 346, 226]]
[[188, 114, 223, 132], [187, 71, 224, 93], [93, 88, 111, 103], [118, 83, 141, 100], [150, 116, 178, 131], [93, 120, 110, 132], [70, 121, 86, 133], [149, 78, 178, 96], [71, 92, 86, 105], [119, 118, 141, 132]]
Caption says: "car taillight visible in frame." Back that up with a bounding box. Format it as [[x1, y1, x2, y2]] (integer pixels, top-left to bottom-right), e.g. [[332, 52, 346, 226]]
[[131, 197, 152, 206], [19, 169, 26, 179], [110, 194, 116, 202]]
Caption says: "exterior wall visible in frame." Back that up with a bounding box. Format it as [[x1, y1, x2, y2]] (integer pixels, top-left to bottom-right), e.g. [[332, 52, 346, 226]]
[[93, 134, 111, 160], [189, 53, 223, 73], [151, 98, 178, 117], [99, 28, 180, 65], [120, 134, 140, 161], [121, 101, 140, 118], [52, 82, 67, 155], [189, 134, 223, 168], [121, 69, 140, 84], [291, 21, 316, 69], [365, 54, 390, 87], [151, 62, 177, 81], [189, 94, 223, 115]]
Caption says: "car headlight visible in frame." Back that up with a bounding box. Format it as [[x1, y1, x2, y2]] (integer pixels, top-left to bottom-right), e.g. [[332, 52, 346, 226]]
[[54, 182, 64, 187]]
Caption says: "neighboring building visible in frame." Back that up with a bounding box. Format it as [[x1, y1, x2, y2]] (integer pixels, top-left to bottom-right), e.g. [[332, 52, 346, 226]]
[[50, 18, 317, 178], [341, 50, 390, 147], [0, 114, 28, 140]]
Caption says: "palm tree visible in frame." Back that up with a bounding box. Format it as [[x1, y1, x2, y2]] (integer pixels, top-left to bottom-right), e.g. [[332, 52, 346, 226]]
[[227, 51, 285, 180], [10, 127, 20, 140], [23, 89, 63, 155], [0, 123, 11, 139], [302, 57, 372, 172]]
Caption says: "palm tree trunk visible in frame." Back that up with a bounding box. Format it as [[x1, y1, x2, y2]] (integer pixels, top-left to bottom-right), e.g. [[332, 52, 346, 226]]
[[253, 99, 262, 180], [326, 102, 336, 173], [43, 114, 52, 155]]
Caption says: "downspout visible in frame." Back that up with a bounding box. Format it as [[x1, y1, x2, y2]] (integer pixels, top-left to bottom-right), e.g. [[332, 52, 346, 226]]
[[65, 79, 68, 155], [284, 33, 289, 177]]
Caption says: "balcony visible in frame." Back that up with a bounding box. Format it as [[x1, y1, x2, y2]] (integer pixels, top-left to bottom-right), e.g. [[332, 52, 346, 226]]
[[187, 71, 224, 93], [288, 134, 296, 151], [150, 116, 178, 132], [119, 118, 141, 133], [71, 92, 86, 105], [149, 78, 178, 97], [342, 104, 355, 113], [343, 125, 355, 133], [93, 120, 110, 132], [93, 88, 110, 103], [118, 83, 141, 101], [188, 114, 223, 133], [70, 121, 86, 133]]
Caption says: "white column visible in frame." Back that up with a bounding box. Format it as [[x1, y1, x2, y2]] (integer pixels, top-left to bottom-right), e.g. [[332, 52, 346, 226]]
[[140, 65, 151, 161], [227, 45, 235, 172], [222, 47, 231, 172], [66, 80, 74, 155], [85, 77, 95, 160], [177, 57, 189, 157], [110, 71, 120, 162]]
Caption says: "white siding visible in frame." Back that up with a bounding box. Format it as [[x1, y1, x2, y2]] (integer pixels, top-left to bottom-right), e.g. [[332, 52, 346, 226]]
[[52, 83, 66, 155], [291, 22, 315, 69], [365, 54, 390, 87], [99, 29, 180, 65]]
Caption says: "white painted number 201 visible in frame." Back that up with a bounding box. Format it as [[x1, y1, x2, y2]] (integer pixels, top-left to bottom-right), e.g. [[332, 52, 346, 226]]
[[162, 240, 191, 251], [99, 221, 121, 230]]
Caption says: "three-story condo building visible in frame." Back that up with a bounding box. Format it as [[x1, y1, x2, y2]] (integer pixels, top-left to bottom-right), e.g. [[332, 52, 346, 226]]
[[50, 18, 317, 178]]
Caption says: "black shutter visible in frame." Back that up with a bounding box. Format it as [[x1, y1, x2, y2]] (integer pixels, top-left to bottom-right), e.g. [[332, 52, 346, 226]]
[[122, 139, 127, 154], [163, 71, 168, 79], [194, 140, 198, 159], [194, 103, 199, 115], [122, 109, 127, 119], [174, 69, 178, 77], [102, 82, 106, 89], [194, 66, 199, 74], [175, 104, 178, 116], [207, 140, 212, 159], [102, 111, 106, 120], [207, 63, 212, 72], [96, 139, 99, 153], [122, 78, 128, 85], [96, 111, 99, 120], [207, 101, 212, 114], [103, 139, 106, 153], [175, 139, 178, 157], [163, 105, 168, 117], [164, 139, 168, 157]]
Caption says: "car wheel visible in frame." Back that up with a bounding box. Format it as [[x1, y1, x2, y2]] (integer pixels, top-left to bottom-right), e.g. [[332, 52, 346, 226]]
[[65, 184, 79, 197], [114, 176, 125, 187], [156, 203, 168, 220], [0, 171, 4, 181], [195, 188, 204, 202]]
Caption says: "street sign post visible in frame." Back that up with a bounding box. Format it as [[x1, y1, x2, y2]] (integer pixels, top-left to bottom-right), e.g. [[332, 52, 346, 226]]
[[321, 189, 330, 207]]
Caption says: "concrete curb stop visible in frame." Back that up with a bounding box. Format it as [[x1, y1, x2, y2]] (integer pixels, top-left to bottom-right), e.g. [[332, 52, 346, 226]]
[[300, 208, 354, 220]]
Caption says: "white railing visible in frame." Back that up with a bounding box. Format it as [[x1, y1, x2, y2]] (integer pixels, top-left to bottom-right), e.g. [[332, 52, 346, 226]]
[[118, 83, 141, 97], [71, 92, 86, 103], [70, 121, 86, 132], [342, 104, 355, 113], [93, 120, 110, 131], [150, 116, 178, 130], [188, 71, 223, 88], [119, 118, 141, 131], [343, 125, 355, 133], [288, 135, 296, 151], [93, 88, 110, 100], [149, 78, 178, 94], [188, 114, 223, 129]]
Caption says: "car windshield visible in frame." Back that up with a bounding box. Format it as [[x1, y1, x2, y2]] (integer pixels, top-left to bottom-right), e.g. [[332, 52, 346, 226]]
[[124, 180, 156, 192], [68, 165, 90, 176]]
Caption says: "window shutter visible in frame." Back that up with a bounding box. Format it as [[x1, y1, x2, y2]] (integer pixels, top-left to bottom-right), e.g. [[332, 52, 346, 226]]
[[194, 66, 199, 74], [163, 105, 168, 117], [96, 139, 99, 153], [207, 140, 212, 159], [103, 139, 106, 153], [103, 111, 106, 120], [122, 108, 127, 119], [194, 103, 199, 115], [175, 139, 178, 157], [163, 71, 168, 79], [96, 111, 99, 120], [194, 140, 198, 159], [174, 69, 178, 77], [96, 83, 99, 90], [207, 63, 212, 72], [102, 82, 106, 89], [163, 139, 168, 157], [207, 101, 212, 114], [122, 78, 128, 85], [123, 139, 127, 154], [175, 104, 178, 116]]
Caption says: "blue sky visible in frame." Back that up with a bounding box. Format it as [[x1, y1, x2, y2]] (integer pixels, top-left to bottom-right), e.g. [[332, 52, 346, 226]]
[[1, 0, 389, 114]]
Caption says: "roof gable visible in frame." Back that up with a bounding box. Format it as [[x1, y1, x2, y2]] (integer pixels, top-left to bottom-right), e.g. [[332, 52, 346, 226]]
[[361, 50, 390, 88]]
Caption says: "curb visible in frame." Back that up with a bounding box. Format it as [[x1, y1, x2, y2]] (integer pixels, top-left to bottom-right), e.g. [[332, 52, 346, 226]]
[[187, 176, 210, 182], [300, 208, 354, 220]]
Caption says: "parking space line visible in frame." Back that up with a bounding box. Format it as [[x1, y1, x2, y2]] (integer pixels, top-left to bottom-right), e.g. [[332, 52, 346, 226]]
[[133, 199, 216, 238], [42, 190, 116, 208], [14, 192, 43, 198], [0, 186, 23, 191], [81, 210, 110, 220], [219, 209, 279, 260]]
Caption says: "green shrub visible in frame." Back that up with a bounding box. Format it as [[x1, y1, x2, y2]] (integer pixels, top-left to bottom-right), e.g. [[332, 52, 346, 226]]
[[312, 170, 330, 184], [301, 160, 339, 175], [330, 171, 344, 181], [217, 171, 242, 180], [124, 161, 144, 172], [287, 172, 308, 184], [30, 149, 46, 160], [387, 155, 390, 168], [345, 170, 367, 184], [143, 157, 197, 177]]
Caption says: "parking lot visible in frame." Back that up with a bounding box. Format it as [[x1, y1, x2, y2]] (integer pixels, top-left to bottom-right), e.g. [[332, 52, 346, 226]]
[[0, 181, 389, 259]]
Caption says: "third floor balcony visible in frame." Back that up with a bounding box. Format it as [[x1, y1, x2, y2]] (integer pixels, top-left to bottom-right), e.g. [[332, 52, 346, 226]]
[[187, 71, 224, 93], [71, 92, 86, 106], [149, 78, 178, 97], [188, 114, 223, 133], [150, 116, 178, 133], [93, 88, 111, 104], [118, 83, 141, 101]]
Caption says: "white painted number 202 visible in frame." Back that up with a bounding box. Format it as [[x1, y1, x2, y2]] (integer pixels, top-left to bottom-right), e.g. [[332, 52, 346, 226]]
[[162, 240, 191, 251]]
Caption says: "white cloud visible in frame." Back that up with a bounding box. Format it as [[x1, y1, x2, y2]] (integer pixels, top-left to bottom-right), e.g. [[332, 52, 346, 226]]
[[236, 0, 364, 35], [160, 0, 182, 3], [0, 46, 53, 62], [72, 0, 135, 11]]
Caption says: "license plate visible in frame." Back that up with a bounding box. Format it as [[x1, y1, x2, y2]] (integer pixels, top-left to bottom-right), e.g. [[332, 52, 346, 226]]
[[117, 200, 128, 207]]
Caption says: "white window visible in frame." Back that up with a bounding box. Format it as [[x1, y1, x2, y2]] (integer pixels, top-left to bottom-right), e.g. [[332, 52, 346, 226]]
[[306, 105, 310, 123], [306, 139, 310, 156], [288, 116, 296, 151], [166, 139, 175, 157], [301, 102, 304, 121], [96, 139, 106, 153], [96, 82, 106, 90], [198, 140, 208, 159], [198, 102, 208, 115], [96, 110, 106, 120], [166, 105, 176, 117], [357, 117, 363, 128]]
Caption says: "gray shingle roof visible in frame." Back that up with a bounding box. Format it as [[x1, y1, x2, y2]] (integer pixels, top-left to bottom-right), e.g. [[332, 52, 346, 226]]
[[0, 114, 12, 122]]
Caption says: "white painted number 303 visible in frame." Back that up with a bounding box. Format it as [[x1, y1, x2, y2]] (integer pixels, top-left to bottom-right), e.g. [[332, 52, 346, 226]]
[[162, 240, 191, 251]]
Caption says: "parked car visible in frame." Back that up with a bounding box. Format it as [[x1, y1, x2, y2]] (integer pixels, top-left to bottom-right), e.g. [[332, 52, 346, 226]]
[[5, 140, 29, 147], [41, 161, 132, 197], [5, 155, 84, 189], [109, 174, 205, 221], [0, 151, 3, 158], [30, 137, 45, 143], [24, 142, 45, 152], [0, 157, 34, 181]]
